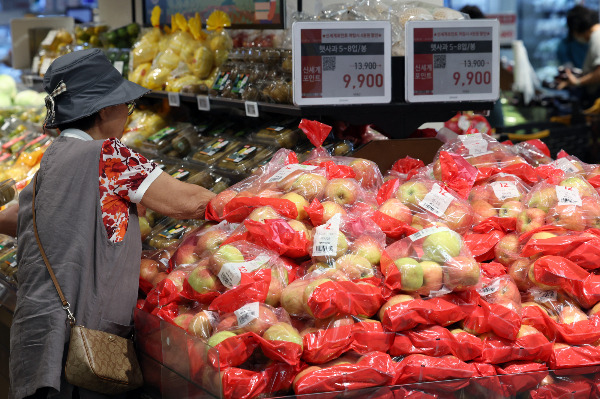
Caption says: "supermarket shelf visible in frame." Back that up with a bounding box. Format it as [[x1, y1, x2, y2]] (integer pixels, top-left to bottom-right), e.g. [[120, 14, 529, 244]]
[[146, 90, 494, 137]]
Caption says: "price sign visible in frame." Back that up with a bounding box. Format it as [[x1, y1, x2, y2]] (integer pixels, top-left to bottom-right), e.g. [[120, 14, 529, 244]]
[[197, 95, 210, 111], [292, 21, 391, 105], [168, 92, 180, 107], [405, 19, 499, 102]]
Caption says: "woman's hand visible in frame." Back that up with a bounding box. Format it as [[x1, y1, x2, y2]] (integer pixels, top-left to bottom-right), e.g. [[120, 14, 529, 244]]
[[556, 68, 580, 89], [140, 172, 216, 220]]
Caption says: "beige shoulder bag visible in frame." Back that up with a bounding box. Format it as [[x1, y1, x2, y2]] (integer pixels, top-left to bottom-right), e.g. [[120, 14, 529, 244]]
[[31, 173, 143, 395]]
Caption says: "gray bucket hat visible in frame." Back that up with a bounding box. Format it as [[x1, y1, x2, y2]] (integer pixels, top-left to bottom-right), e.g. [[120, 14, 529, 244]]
[[43, 48, 150, 128]]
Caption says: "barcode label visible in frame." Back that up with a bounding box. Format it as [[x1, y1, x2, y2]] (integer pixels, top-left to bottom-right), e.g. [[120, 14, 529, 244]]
[[533, 290, 557, 303], [264, 164, 318, 183], [434, 54, 446, 69], [323, 56, 336, 71], [235, 302, 260, 327], [491, 181, 519, 201], [409, 226, 451, 241], [168, 92, 180, 107], [556, 186, 582, 206], [245, 101, 259, 117], [477, 279, 500, 296], [459, 133, 488, 155], [197, 95, 210, 111], [553, 158, 579, 174], [419, 183, 454, 217], [312, 213, 342, 257], [239, 255, 270, 273], [218, 262, 243, 288]]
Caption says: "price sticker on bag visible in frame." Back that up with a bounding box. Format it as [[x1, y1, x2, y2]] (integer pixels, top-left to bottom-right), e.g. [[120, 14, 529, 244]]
[[552, 158, 579, 174], [218, 255, 270, 288], [292, 20, 392, 105], [459, 133, 489, 155], [235, 302, 260, 327], [533, 290, 557, 303], [556, 186, 582, 206], [409, 226, 451, 241], [313, 213, 342, 257], [203, 310, 218, 325], [491, 181, 520, 201], [405, 19, 499, 102], [264, 164, 318, 183], [419, 183, 454, 217], [477, 279, 500, 296]]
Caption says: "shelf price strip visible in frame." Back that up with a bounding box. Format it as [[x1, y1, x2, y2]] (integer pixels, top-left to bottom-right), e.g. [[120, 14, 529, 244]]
[[292, 21, 391, 106], [405, 19, 500, 103]]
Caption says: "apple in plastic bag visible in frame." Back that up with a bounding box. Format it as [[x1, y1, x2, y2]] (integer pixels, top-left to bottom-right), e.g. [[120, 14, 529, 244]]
[[378, 294, 414, 320], [394, 257, 424, 292], [498, 200, 524, 218], [334, 254, 374, 280], [209, 244, 244, 274], [421, 229, 462, 263], [350, 159, 380, 189], [164, 269, 187, 292], [187, 311, 214, 339], [287, 219, 312, 241], [378, 198, 412, 224], [324, 178, 360, 205], [527, 263, 558, 291], [559, 176, 596, 197], [187, 266, 222, 294], [443, 201, 474, 232], [173, 240, 200, 266], [350, 235, 383, 265], [288, 173, 328, 202], [281, 192, 309, 220], [140, 258, 161, 282], [559, 305, 588, 324], [208, 331, 237, 347], [547, 204, 585, 231], [247, 206, 280, 222], [239, 303, 279, 335], [508, 258, 534, 291], [495, 233, 520, 266], [263, 322, 303, 347], [582, 196, 600, 228], [321, 201, 347, 224], [209, 189, 236, 217], [516, 325, 541, 339], [443, 256, 480, 291], [396, 181, 428, 207], [313, 231, 348, 262], [471, 199, 497, 223], [517, 208, 546, 233], [293, 366, 321, 392], [303, 278, 333, 316], [281, 279, 311, 316], [196, 229, 230, 254], [527, 187, 557, 213], [416, 260, 443, 296]]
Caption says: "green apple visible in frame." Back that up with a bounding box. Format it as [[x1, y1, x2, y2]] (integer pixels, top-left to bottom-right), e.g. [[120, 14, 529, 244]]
[[209, 244, 244, 274], [559, 176, 595, 197], [394, 257, 424, 292], [422, 229, 462, 263], [207, 331, 237, 347], [289, 173, 328, 201], [350, 235, 383, 265], [396, 181, 428, 206], [187, 266, 221, 294], [263, 322, 303, 348], [527, 187, 557, 213]]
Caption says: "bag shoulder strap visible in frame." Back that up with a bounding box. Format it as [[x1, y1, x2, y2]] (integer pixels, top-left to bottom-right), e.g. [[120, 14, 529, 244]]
[[31, 172, 76, 325]]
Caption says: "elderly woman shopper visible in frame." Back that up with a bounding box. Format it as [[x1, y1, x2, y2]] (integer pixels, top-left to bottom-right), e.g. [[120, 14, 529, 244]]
[[10, 49, 215, 398]]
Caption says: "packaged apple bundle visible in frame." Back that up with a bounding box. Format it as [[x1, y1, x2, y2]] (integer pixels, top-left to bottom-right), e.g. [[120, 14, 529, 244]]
[[299, 316, 394, 365], [379, 223, 480, 296], [385, 156, 425, 183], [205, 302, 303, 369], [435, 132, 538, 185], [459, 275, 523, 341], [530, 255, 600, 309], [390, 324, 483, 361], [292, 351, 395, 396], [469, 173, 530, 225], [520, 229, 600, 271], [512, 139, 553, 167], [468, 361, 548, 398], [140, 265, 192, 314], [520, 290, 600, 345], [193, 241, 291, 313], [548, 342, 600, 375], [379, 178, 475, 234], [139, 252, 170, 294], [530, 375, 597, 399], [393, 354, 476, 392]]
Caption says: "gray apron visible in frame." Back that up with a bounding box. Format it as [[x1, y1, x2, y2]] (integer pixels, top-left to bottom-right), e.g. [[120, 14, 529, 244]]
[[10, 136, 141, 399]]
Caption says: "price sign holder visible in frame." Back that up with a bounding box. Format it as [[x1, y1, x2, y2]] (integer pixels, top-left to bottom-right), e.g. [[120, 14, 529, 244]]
[[292, 21, 391, 106], [405, 19, 499, 103]]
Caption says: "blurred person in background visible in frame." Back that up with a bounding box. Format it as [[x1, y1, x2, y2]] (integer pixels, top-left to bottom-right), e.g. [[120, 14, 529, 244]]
[[557, 6, 589, 69]]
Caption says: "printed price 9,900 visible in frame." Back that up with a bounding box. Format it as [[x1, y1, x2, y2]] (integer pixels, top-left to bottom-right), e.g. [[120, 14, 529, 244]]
[[343, 73, 384, 89], [453, 71, 491, 86]]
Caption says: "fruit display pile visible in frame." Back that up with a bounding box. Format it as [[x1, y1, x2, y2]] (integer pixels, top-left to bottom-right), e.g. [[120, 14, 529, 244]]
[[135, 120, 600, 398]]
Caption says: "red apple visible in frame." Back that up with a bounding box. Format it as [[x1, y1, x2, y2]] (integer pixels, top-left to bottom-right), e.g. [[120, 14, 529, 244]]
[[469, 185, 494, 203], [516, 208, 546, 233], [187, 266, 223, 294], [516, 324, 541, 339], [559, 305, 588, 324], [443, 256, 480, 291], [350, 159, 381, 189], [378, 198, 412, 224], [195, 229, 230, 254], [416, 260, 444, 296], [527, 187, 557, 212], [238, 303, 279, 335], [140, 258, 161, 282], [293, 366, 321, 392], [547, 204, 585, 231], [494, 233, 520, 266], [334, 254, 374, 280], [471, 199, 497, 223], [498, 200, 524, 218], [396, 181, 428, 207], [442, 201, 474, 233], [508, 258, 534, 291], [209, 244, 244, 275], [582, 196, 600, 229], [289, 173, 328, 201], [247, 206, 280, 222], [173, 241, 200, 266], [209, 189, 236, 217], [350, 235, 383, 265]]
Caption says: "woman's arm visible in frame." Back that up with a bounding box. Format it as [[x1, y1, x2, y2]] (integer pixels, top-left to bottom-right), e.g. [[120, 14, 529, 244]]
[[140, 172, 216, 220]]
